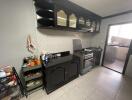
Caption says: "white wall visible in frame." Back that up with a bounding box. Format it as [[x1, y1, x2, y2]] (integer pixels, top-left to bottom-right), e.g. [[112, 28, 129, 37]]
[[0, 0, 92, 72], [36, 29, 92, 54], [0, 0, 37, 72], [90, 13, 132, 76]]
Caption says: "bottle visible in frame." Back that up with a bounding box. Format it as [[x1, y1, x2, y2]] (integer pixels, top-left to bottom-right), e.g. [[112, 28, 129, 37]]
[[41, 54, 45, 61], [45, 54, 49, 65]]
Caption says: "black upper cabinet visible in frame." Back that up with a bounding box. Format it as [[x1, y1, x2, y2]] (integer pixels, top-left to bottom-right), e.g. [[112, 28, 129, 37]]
[[69, 14, 77, 28], [35, 0, 55, 27], [34, 0, 101, 33], [34, 0, 54, 10], [56, 10, 68, 27], [37, 10, 54, 18], [37, 18, 55, 27]]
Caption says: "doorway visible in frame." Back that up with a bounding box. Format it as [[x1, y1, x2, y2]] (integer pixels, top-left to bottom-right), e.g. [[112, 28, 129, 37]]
[[103, 23, 132, 73]]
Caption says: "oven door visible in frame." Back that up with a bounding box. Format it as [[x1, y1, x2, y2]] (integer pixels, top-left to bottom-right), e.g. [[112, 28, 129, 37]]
[[84, 58, 93, 68], [84, 53, 93, 59]]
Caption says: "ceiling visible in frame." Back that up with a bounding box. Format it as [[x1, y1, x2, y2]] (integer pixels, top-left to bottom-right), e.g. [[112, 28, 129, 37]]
[[68, 0, 132, 17]]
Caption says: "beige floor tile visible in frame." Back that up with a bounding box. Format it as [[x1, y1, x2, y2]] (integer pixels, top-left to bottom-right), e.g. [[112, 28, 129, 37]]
[[66, 88, 86, 100], [88, 89, 114, 100], [55, 93, 70, 100], [116, 90, 132, 100], [48, 87, 65, 100], [116, 82, 132, 100]]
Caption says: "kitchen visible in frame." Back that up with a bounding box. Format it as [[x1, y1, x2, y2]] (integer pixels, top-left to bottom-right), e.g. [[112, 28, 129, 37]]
[[0, 0, 132, 100]]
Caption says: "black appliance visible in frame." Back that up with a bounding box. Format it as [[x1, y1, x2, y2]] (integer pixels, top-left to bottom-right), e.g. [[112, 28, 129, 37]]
[[74, 48, 94, 75], [89, 47, 102, 65], [73, 39, 102, 75]]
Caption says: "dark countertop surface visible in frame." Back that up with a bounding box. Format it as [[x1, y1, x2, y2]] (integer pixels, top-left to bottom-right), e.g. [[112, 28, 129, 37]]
[[42, 55, 73, 68]]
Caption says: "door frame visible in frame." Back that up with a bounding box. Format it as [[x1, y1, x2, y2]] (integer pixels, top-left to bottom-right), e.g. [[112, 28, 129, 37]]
[[101, 22, 132, 74], [123, 40, 132, 74]]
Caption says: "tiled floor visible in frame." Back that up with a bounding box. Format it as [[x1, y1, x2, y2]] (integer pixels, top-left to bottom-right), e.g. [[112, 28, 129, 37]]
[[104, 60, 125, 73], [21, 66, 132, 100]]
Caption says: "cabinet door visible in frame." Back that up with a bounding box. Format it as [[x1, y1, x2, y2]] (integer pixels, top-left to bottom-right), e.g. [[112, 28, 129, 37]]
[[78, 17, 85, 28], [56, 10, 67, 27], [90, 21, 96, 32], [86, 19, 91, 27], [46, 66, 65, 89], [66, 62, 78, 80], [69, 14, 77, 28], [96, 21, 100, 32]]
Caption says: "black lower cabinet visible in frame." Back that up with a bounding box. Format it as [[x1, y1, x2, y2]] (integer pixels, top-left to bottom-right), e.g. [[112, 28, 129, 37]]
[[65, 62, 78, 81], [42, 58, 79, 94], [45, 65, 65, 92]]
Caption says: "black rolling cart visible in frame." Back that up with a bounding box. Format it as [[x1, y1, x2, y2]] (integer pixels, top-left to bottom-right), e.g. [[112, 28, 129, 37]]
[[0, 66, 24, 100], [20, 65, 44, 97]]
